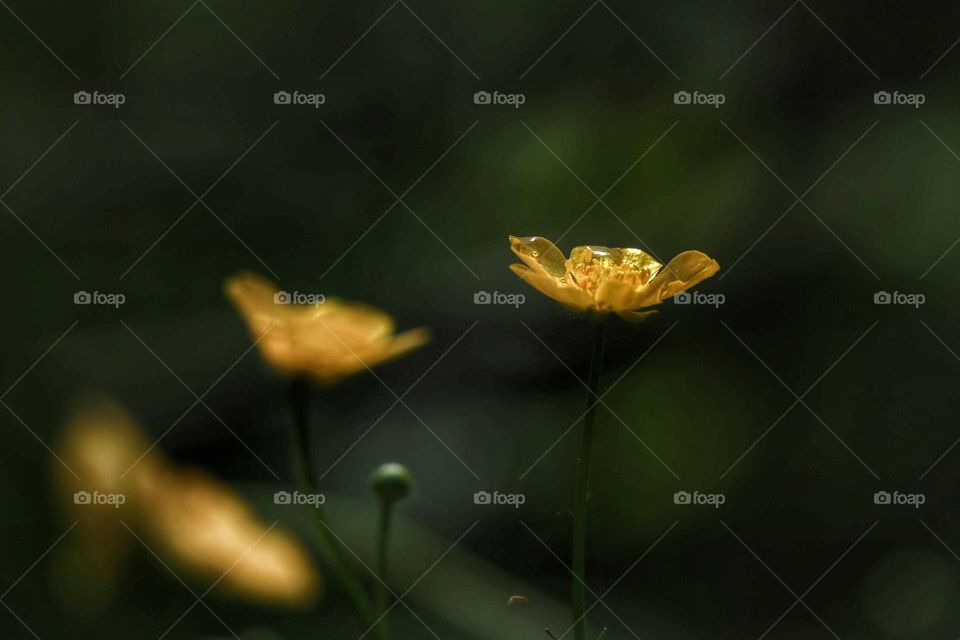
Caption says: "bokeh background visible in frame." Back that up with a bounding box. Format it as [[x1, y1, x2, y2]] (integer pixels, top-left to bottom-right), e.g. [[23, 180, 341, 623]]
[[3, 1, 960, 638]]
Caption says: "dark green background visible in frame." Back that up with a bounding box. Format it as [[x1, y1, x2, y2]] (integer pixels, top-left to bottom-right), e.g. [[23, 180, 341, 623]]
[[3, 1, 960, 638]]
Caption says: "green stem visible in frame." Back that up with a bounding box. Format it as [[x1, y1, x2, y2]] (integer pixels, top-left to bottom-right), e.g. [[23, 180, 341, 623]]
[[572, 317, 608, 640], [375, 500, 393, 638], [289, 378, 379, 633]]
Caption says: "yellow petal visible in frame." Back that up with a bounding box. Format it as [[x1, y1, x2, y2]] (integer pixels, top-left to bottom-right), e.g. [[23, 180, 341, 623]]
[[510, 263, 593, 310], [138, 465, 322, 608], [508, 236, 567, 278], [310, 327, 432, 385], [224, 271, 283, 322], [55, 399, 151, 500], [311, 297, 395, 341], [360, 327, 432, 369], [593, 278, 638, 311], [53, 400, 148, 609], [630, 251, 720, 308]]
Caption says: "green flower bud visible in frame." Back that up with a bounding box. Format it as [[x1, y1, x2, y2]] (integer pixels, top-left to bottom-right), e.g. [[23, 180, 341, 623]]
[[369, 462, 412, 504]]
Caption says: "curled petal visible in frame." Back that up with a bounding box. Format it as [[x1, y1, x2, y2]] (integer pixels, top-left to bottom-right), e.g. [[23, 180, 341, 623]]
[[509, 236, 568, 278], [630, 251, 720, 309]]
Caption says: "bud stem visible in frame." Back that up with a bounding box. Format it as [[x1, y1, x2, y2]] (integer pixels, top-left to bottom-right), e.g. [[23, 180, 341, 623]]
[[289, 377, 380, 635], [375, 500, 394, 638]]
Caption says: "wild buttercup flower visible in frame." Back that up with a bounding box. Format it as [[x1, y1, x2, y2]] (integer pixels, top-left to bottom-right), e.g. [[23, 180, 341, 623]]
[[53, 399, 321, 608], [508, 236, 720, 319], [225, 271, 430, 385], [53, 399, 145, 610], [137, 462, 321, 607]]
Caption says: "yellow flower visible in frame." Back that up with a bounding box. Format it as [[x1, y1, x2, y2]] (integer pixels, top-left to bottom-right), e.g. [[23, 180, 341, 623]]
[[53, 400, 321, 609], [54, 399, 148, 519], [137, 463, 321, 608], [52, 399, 146, 610], [225, 271, 430, 385], [508, 236, 720, 319]]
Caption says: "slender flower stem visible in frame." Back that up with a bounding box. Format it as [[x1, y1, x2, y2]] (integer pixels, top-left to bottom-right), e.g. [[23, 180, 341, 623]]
[[572, 317, 608, 640], [289, 377, 379, 633], [375, 500, 393, 638]]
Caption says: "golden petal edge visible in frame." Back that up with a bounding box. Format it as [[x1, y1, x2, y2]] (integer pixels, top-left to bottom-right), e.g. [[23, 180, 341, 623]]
[[510, 263, 592, 310], [508, 236, 567, 278]]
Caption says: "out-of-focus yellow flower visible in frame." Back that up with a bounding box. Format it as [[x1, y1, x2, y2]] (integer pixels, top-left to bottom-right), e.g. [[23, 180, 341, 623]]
[[224, 271, 430, 385], [137, 463, 321, 608], [508, 236, 720, 319], [54, 399, 146, 520], [53, 400, 321, 609], [53, 400, 146, 611]]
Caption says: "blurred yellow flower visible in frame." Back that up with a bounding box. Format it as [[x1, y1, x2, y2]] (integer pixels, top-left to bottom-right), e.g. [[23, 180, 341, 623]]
[[137, 463, 321, 608], [225, 271, 430, 385], [53, 400, 321, 609], [508, 236, 720, 319], [53, 399, 146, 610]]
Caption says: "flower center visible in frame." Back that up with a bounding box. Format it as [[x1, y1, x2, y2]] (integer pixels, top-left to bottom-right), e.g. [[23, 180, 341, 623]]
[[567, 246, 662, 294]]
